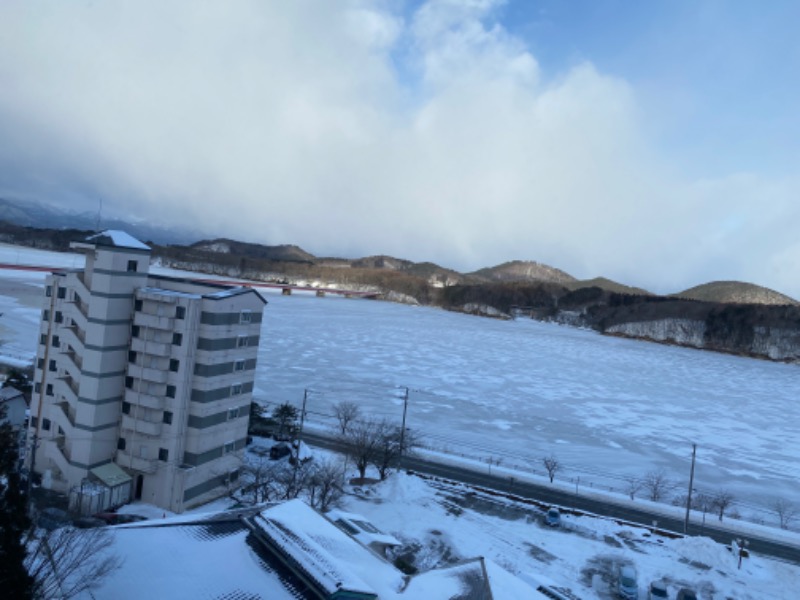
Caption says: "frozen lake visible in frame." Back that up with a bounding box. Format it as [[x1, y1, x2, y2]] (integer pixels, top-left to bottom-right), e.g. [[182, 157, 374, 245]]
[[1, 243, 798, 522], [256, 292, 800, 520]]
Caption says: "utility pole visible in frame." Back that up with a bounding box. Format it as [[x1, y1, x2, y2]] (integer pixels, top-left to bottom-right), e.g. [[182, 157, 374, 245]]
[[291, 390, 308, 489], [398, 387, 408, 470], [684, 443, 697, 534]]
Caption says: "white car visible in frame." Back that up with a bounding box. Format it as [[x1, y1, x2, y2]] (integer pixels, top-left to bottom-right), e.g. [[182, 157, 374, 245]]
[[617, 565, 638, 600], [648, 580, 668, 599]]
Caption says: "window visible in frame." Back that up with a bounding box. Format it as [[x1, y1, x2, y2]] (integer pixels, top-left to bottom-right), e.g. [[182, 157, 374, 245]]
[[57, 287, 66, 299], [158, 448, 169, 462], [172, 333, 182, 346], [122, 402, 131, 415], [46, 286, 52, 297], [224, 441, 235, 454], [166, 385, 176, 399], [30, 416, 38, 428], [117, 438, 126, 451], [45, 384, 53, 396], [234, 359, 245, 372], [228, 407, 239, 420], [175, 306, 185, 319], [52, 335, 60, 348], [54, 311, 63, 324], [128, 351, 137, 364], [162, 411, 173, 425], [169, 359, 179, 372], [34, 383, 41, 394], [40, 334, 47, 345], [134, 299, 143, 311], [42, 418, 51, 431], [37, 358, 44, 369], [43, 309, 50, 321], [237, 336, 249, 348], [240, 310, 252, 324], [231, 384, 242, 396], [125, 376, 134, 389], [49, 359, 57, 372], [131, 325, 140, 338], [127, 260, 138, 272]]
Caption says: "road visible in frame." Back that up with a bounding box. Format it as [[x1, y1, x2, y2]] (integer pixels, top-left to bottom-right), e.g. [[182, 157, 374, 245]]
[[302, 431, 800, 565]]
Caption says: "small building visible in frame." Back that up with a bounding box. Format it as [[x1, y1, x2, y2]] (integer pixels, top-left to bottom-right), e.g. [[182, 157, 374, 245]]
[[0, 386, 27, 429]]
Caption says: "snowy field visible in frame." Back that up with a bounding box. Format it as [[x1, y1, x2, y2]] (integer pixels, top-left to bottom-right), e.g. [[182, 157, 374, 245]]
[[1, 243, 799, 527]]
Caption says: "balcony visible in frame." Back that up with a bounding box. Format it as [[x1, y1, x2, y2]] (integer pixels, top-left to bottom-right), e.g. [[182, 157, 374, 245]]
[[130, 336, 170, 357], [128, 363, 168, 384], [50, 438, 73, 477], [121, 414, 162, 437], [116, 450, 157, 474], [134, 312, 174, 331], [126, 391, 164, 411], [60, 327, 85, 355], [55, 377, 78, 405], [60, 347, 83, 373], [53, 401, 76, 431]]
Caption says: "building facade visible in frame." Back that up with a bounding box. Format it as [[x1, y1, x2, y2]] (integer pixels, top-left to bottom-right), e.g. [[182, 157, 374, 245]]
[[27, 231, 266, 512]]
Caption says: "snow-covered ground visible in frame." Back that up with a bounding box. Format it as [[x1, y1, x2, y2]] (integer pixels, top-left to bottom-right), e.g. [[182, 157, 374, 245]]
[[1, 243, 798, 528]]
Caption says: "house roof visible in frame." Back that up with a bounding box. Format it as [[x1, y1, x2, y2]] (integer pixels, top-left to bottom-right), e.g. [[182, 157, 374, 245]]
[[0, 386, 24, 403], [91, 463, 132, 488], [85, 230, 151, 251]]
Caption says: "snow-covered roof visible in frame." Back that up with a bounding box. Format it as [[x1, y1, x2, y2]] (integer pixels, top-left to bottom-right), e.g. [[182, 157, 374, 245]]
[[249, 499, 402, 598], [0, 386, 24, 402], [85, 230, 151, 251], [325, 508, 401, 548]]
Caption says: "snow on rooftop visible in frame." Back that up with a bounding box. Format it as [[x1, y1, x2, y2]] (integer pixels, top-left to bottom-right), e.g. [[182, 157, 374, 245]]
[[325, 508, 401, 548], [85, 230, 150, 251]]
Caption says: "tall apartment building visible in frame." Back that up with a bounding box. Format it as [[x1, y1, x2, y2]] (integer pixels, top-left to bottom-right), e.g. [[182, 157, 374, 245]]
[[27, 231, 267, 513]]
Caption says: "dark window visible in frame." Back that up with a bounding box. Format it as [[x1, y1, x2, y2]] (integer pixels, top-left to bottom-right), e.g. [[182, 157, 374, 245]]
[[30, 416, 38, 428], [128, 351, 137, 363], [162, 411, 173, 425], [54, 311, 63, 324], [46, 286, 52, 297], [125, 376, 134, 389], [49, 359, 57, 372], [175, 306, 185, 319], [34, 383, 41, 394], [158, 448, 169, 462], [134, 299, 143, 311], [131, 325, 140, 338], [228, 407, 239, 420], [237, 336, 248, 348], [127, 260, 138, 272], [43, 309, 50, 321], [231, 384, 242, 396], [42, 418, 51, 431], [166, 385, 176, 399], [52, 335, 60, 348], [40, 334, 47, 345], [229, 469, 239, 482], [234, 359, 245, 372], [169, 359, 179, 372], [224, 441, 235, 454], [122, 401, 131, 415], [57, 287, 66, 299], [172, 333, 182, 346], [117, 438, 126, 451], [45, 384, 53, 396], [37, 358, 44, 369], [240, 311, 252, 324]]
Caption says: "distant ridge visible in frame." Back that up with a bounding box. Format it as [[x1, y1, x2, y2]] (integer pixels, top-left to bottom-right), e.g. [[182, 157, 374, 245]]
[[567, 277, 652, 296], [674, 281, 798, 306], [191, 238, 314, 263], [469, 260, 576, 285]]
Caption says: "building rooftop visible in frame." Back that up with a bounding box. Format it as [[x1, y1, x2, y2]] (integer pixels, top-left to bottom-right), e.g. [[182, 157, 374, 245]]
[[84, 230, 151, 251]]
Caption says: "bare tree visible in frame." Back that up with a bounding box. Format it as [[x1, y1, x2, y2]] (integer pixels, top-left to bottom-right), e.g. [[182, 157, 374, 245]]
[[333, 401, 361, 436], [372, 425, 419, 480], [307, 458, 345, 511], [345, 418, 385, 480], [625, 476, 643, 501], [26, 527, 122, 599], [542, 455, 560, 483], [711, 490, 735, 521], [642, 470, 671, 502], [773, 498, 797, 530], [240, 455, 284, 504]]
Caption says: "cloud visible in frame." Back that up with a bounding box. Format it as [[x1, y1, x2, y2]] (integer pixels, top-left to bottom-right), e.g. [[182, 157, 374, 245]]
[[0, 0, 797, 298]]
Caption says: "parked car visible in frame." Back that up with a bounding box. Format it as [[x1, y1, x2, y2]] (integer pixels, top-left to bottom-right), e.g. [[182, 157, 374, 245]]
[[676, 588, 698, 600], [648, 580, 668, 599], [269, 442, 292, 460], [617, 565, 638, 600], [545, 507, 561, 527]]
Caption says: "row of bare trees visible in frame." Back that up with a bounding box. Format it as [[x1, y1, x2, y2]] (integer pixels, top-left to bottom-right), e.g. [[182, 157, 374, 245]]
[[537, 454, 798, 529]]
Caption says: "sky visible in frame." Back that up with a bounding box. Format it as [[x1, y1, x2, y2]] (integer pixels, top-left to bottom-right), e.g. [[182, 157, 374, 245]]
[[1, 1, 799, 297]]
